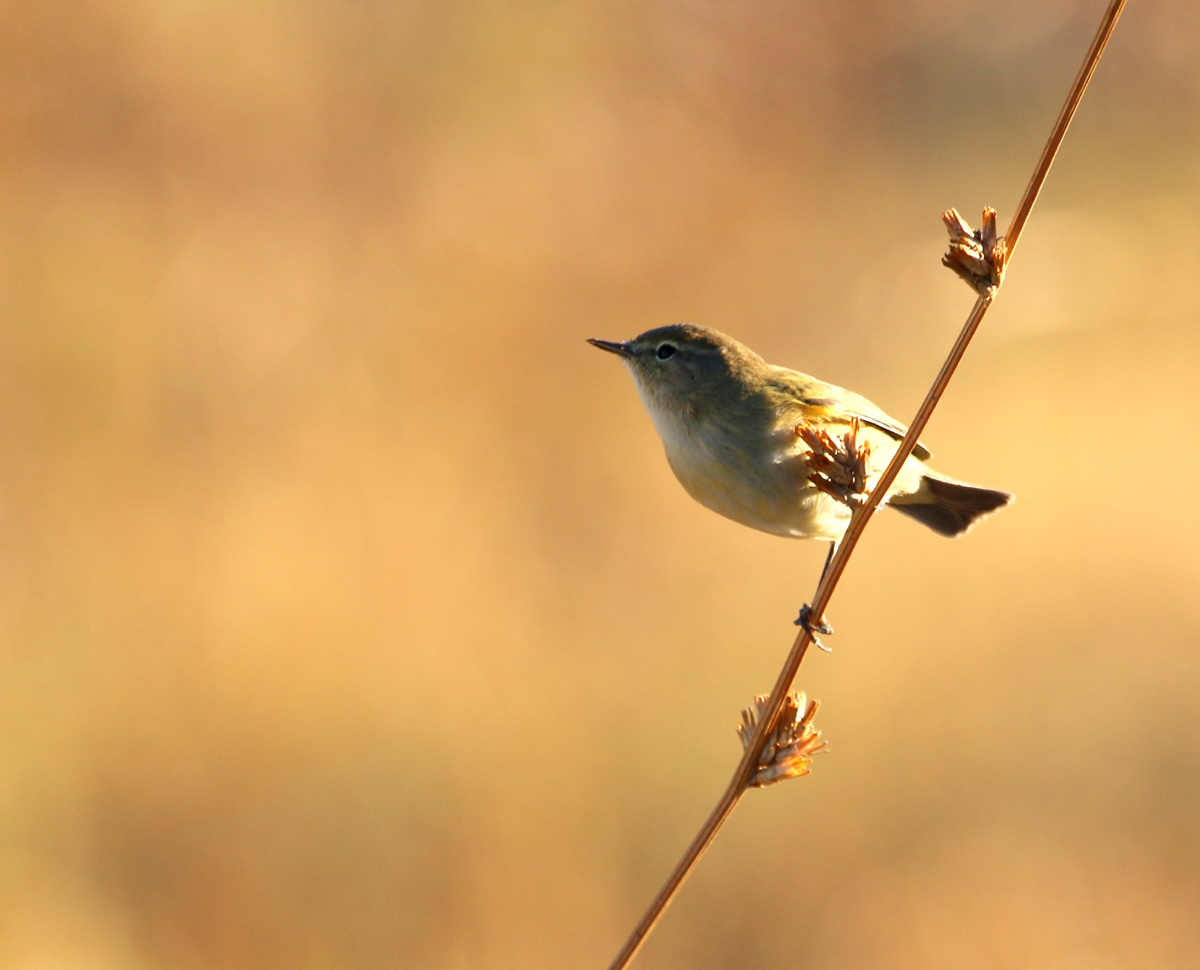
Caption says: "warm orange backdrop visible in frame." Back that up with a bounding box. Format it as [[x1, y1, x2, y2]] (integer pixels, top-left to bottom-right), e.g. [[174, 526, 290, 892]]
[[1, 2, 1198, 967]]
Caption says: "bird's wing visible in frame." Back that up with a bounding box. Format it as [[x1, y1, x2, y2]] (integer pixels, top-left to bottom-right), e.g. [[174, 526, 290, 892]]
[[787, 376, 932, 462]]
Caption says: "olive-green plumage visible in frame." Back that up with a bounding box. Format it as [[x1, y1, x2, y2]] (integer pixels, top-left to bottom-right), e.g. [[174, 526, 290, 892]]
[[589, 324, 1011, 541]]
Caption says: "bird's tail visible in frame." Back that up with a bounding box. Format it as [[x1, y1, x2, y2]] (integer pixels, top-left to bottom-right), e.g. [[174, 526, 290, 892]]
[[888, 472, 1013, 538]]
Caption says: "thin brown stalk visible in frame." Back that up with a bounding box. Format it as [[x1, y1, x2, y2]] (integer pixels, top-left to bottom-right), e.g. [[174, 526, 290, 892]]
[[606, 2, 1128, 967]]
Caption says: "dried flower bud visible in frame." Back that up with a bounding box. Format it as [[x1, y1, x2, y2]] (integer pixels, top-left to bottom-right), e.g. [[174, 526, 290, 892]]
[[942, 206, 1007, 294], [798, 418, 873, 509], [738, 692, 827, 788]]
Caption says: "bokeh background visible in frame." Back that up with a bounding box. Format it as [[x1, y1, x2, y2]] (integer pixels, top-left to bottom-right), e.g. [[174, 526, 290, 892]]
[[1, 1, 1199, 967]]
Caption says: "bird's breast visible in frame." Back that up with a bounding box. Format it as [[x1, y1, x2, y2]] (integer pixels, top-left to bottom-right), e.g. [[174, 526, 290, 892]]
[[656, 410, 844, 540]]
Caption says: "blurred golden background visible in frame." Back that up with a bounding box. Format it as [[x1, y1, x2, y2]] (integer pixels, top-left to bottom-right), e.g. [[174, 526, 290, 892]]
[[1, 1, 1199, 967]]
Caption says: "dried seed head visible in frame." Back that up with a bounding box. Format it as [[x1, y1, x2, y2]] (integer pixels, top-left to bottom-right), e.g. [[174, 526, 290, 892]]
[[738, 692, 827, 788], [798, 418, 873, 509], [942, 206, 1007, 295]]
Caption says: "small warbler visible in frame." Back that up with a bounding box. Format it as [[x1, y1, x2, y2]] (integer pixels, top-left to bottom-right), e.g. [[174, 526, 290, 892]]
[[589, 324, 1011, 551]]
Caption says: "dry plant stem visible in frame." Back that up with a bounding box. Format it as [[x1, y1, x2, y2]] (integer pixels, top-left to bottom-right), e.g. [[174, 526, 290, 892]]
[[1006, 0, 1127, 259], [606, 2, 1128, 967]]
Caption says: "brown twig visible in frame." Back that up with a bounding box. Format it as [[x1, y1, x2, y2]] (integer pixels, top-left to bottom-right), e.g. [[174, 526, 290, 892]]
[[605, 2, 1128, 966]]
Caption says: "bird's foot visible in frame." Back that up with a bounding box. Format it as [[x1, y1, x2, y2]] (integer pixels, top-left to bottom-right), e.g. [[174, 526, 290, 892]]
[[794, 604, 833, 635], [794, 604, 834, 652]]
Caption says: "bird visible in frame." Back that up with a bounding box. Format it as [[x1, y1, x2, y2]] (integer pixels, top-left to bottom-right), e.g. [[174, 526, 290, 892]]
[[589, 324, 1011, 636]]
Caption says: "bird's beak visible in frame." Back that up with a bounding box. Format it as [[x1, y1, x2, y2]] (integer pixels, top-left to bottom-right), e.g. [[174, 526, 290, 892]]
[[587, 338, 636, 358]]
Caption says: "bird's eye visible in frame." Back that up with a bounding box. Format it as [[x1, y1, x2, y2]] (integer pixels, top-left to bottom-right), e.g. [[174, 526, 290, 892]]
[[656, 343, 677, 360]]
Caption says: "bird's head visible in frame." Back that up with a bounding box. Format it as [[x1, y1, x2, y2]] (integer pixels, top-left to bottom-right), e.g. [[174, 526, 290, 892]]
[[588, 324, 765, 419]]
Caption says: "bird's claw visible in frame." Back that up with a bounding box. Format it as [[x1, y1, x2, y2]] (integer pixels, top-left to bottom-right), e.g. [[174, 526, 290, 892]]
[[794, 604, 834, 651], [794, 604, 833, 635]]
